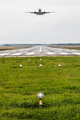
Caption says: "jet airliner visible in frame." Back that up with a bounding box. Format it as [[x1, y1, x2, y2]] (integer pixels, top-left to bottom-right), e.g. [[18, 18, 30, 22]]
[[24, 9, 56, 15]]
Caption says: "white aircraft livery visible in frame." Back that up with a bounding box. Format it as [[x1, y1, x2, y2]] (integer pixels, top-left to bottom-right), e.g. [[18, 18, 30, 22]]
[[24, 8, 56, 15]]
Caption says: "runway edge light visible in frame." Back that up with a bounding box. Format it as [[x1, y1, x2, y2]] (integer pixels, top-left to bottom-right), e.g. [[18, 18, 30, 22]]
[[58, 64, 61, 67], [37, 92, 44, 108], [20, 64, 22, 67], [40, 64, 42, 67]]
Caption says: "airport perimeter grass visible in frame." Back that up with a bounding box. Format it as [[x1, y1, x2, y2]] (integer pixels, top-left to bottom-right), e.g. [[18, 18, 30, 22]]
[[0, 56, 80, 120]]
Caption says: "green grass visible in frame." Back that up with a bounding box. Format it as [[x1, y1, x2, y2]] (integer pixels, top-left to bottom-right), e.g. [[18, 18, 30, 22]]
[[0, 56, 80, 120]]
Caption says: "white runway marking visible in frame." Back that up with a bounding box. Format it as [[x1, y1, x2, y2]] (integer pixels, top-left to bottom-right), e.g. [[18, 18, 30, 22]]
[[47, 52, 55, 55], [72, 53, 80, 55], [0, 46, 80, 57], [39, 47, 42, 53], [26, 52, 34, 55], [0, 53, 10, 56], [11, 53, 22, 55], [60, 52, 69, 55]]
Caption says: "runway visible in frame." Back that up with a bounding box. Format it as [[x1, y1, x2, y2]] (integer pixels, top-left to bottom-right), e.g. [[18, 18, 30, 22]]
[[0, 46, 80, 57]]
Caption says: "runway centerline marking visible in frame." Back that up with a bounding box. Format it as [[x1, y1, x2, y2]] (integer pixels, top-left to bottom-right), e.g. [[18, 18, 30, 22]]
[[39, 46, 42, 53]]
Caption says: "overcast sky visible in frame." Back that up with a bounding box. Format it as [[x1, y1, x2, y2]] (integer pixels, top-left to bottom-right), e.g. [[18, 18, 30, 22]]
[[0, 0, 80, 44]]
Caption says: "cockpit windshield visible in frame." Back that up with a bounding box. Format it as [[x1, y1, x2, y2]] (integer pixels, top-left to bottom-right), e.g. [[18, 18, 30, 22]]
[[38, 9, 41, 13]]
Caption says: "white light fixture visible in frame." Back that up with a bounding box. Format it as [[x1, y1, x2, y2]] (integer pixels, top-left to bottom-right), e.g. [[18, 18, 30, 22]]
[[20, 64, 22, 67], [37, 92, 44, 107], [58, 64, 61, 67], [40, 64, 42, 67]]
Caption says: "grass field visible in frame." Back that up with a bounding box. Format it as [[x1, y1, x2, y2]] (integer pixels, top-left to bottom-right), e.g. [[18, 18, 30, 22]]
[[50, 45, 80, 50], [0, 57, 80, 120], [0, 46, 30, 51]]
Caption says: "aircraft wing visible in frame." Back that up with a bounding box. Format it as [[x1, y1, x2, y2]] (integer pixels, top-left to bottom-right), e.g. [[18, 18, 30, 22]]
[[24, 12, 37, 14], [43, 11, 56, 14]]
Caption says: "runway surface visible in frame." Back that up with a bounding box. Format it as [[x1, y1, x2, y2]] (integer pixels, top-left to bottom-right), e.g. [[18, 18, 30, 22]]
[[0, 46, 80, 57]]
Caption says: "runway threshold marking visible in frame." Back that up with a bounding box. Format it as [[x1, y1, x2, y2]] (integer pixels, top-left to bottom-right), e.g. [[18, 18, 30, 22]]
[[60, 52, 69, 55], [0, 53, 10, 56], [11, 53, 22, 55], [47, 52, 55, 55], [72, 53, 80, 55], [26, 52, 34, 55]]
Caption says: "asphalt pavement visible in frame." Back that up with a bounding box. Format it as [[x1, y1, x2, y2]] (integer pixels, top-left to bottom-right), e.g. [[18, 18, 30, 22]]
[[0, 46, 80, 57]]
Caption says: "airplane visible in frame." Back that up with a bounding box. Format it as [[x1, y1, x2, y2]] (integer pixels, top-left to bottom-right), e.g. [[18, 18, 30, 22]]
[[24, 8, 56, 15]]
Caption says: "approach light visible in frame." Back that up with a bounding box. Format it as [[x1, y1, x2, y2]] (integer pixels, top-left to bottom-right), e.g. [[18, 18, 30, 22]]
[[40, 64, 42, 67], [58, 64, 61, 67], [37, 92, 44, 107], [20, 64, 22, 67]]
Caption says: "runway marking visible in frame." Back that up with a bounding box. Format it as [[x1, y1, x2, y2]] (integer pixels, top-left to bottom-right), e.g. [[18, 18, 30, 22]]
[[60, 52, 69, 55], [26, 52, 34, 55], [39, 47, 42, 53], [0, 53, 10, 56], [72, 53, 80, 55], [11, 53, 22, 55], [47, 52, 55, 55], [0, 46, 80, 57]]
